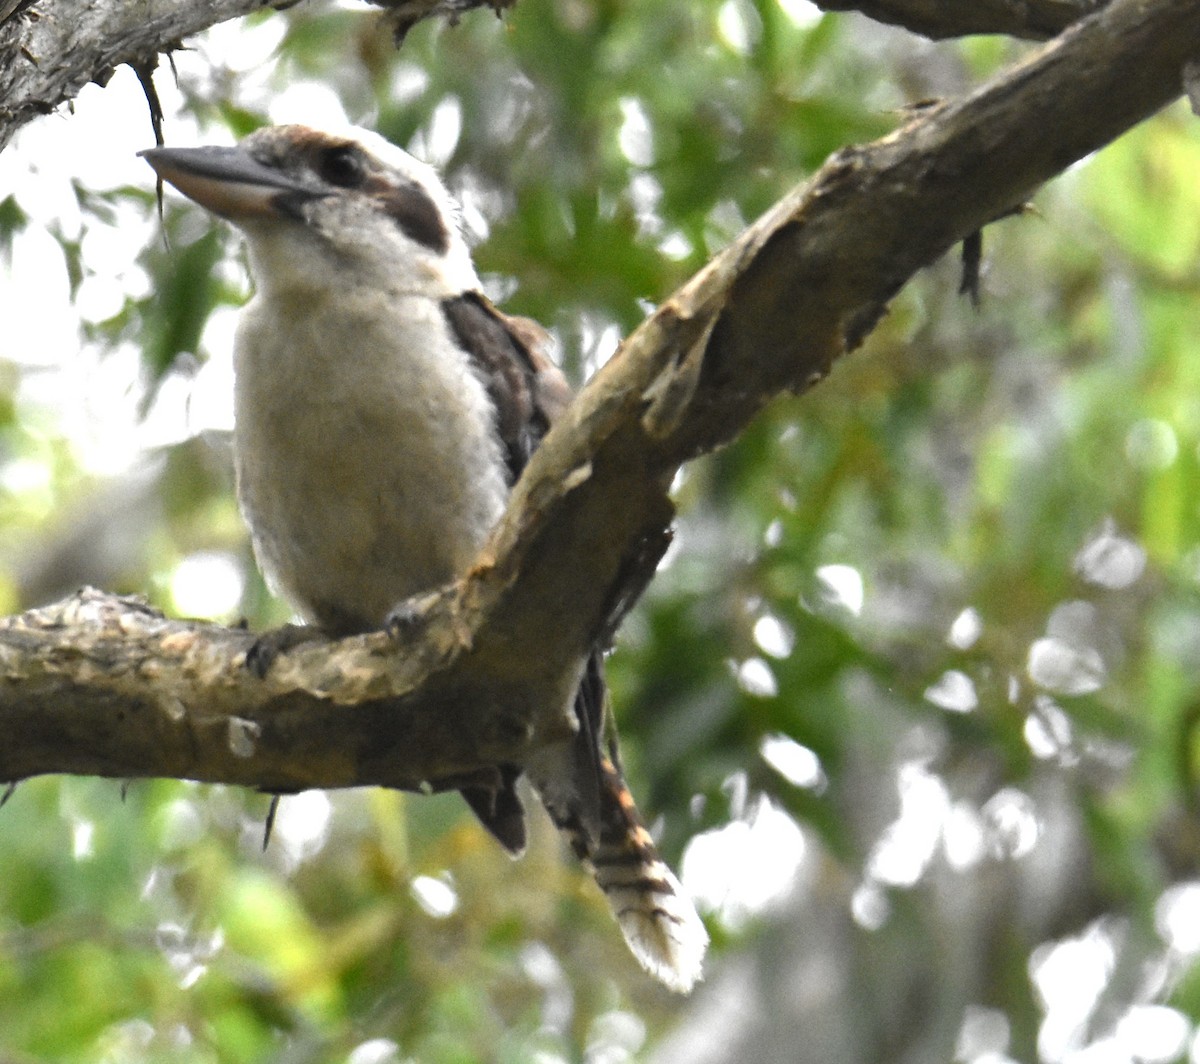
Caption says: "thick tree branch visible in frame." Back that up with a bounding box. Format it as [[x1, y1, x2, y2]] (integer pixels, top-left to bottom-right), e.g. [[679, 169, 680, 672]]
[[0, 0, 277, 153], [479, 0, 1199, 662], [2, 0, 1197, 794], [0, 587, 551, 792], [812, 0, 1104, 41], [0, 0, 514, 152]]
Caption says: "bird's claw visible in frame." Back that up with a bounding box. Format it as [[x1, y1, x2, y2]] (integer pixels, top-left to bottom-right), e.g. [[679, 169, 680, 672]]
[[245, 623, 322, 677]]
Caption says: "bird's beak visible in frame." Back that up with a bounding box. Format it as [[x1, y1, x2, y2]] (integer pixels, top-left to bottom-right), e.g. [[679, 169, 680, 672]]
[[139, 144, 319, 221]]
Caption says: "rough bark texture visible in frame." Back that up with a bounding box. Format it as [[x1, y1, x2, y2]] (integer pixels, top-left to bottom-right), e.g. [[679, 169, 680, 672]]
[[0, 0, 269, 152], [0, 0, 1197, 792], [0, 588, 544, 792]]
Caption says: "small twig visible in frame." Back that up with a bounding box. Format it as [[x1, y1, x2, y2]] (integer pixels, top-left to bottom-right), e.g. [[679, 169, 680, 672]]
[[262, 794, 280, 850]]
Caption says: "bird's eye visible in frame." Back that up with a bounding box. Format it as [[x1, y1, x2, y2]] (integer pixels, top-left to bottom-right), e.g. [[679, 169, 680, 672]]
[[319, 146, 366, 189]]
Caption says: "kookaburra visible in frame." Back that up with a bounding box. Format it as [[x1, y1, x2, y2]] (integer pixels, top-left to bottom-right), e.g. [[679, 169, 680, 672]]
[[141, 124, 707, 992]]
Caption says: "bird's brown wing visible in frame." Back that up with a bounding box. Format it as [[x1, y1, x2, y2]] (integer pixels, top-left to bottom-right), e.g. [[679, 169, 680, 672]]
[[441, 291, 571, 483]]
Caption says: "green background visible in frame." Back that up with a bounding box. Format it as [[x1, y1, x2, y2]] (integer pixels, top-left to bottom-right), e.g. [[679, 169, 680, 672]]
[[1, 2, 1199, 1061]]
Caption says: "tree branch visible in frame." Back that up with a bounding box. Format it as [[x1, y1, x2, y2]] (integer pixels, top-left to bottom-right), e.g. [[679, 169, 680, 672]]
[[812, 0, 1105, 41], [2, 0, 1197, 793], [0, 0, 518, 153], [0, 0, 275, 152], [0, 587, 555, 792]]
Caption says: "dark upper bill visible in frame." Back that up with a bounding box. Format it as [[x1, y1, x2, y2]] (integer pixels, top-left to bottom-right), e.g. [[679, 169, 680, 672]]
[[139, 144, 319, 220]]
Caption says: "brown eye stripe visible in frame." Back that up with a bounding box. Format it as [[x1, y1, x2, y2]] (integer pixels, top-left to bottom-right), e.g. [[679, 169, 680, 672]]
[[369, 177, 450, 255]]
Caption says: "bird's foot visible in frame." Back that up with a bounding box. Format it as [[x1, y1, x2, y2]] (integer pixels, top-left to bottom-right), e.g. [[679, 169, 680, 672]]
[[384, 599, 424, 640], [245, 623, 323, 678]]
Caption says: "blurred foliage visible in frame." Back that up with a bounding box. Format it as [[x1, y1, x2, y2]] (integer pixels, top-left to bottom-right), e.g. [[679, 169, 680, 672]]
[[1, 1, 1200, 1062]]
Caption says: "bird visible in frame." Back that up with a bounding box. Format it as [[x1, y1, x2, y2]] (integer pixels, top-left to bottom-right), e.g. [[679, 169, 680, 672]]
[[141, 123, 708, 992]]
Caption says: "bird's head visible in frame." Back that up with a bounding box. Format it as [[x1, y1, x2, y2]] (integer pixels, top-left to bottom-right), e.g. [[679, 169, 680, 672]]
[[141, 124, 479, 298]]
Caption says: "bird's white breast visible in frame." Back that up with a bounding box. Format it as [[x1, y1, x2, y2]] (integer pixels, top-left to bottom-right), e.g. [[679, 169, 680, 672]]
[[232, 283, 510, 633]]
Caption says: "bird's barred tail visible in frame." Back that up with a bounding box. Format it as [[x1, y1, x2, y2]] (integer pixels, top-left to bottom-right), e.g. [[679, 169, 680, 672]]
[[569, 754, 709, 993]]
